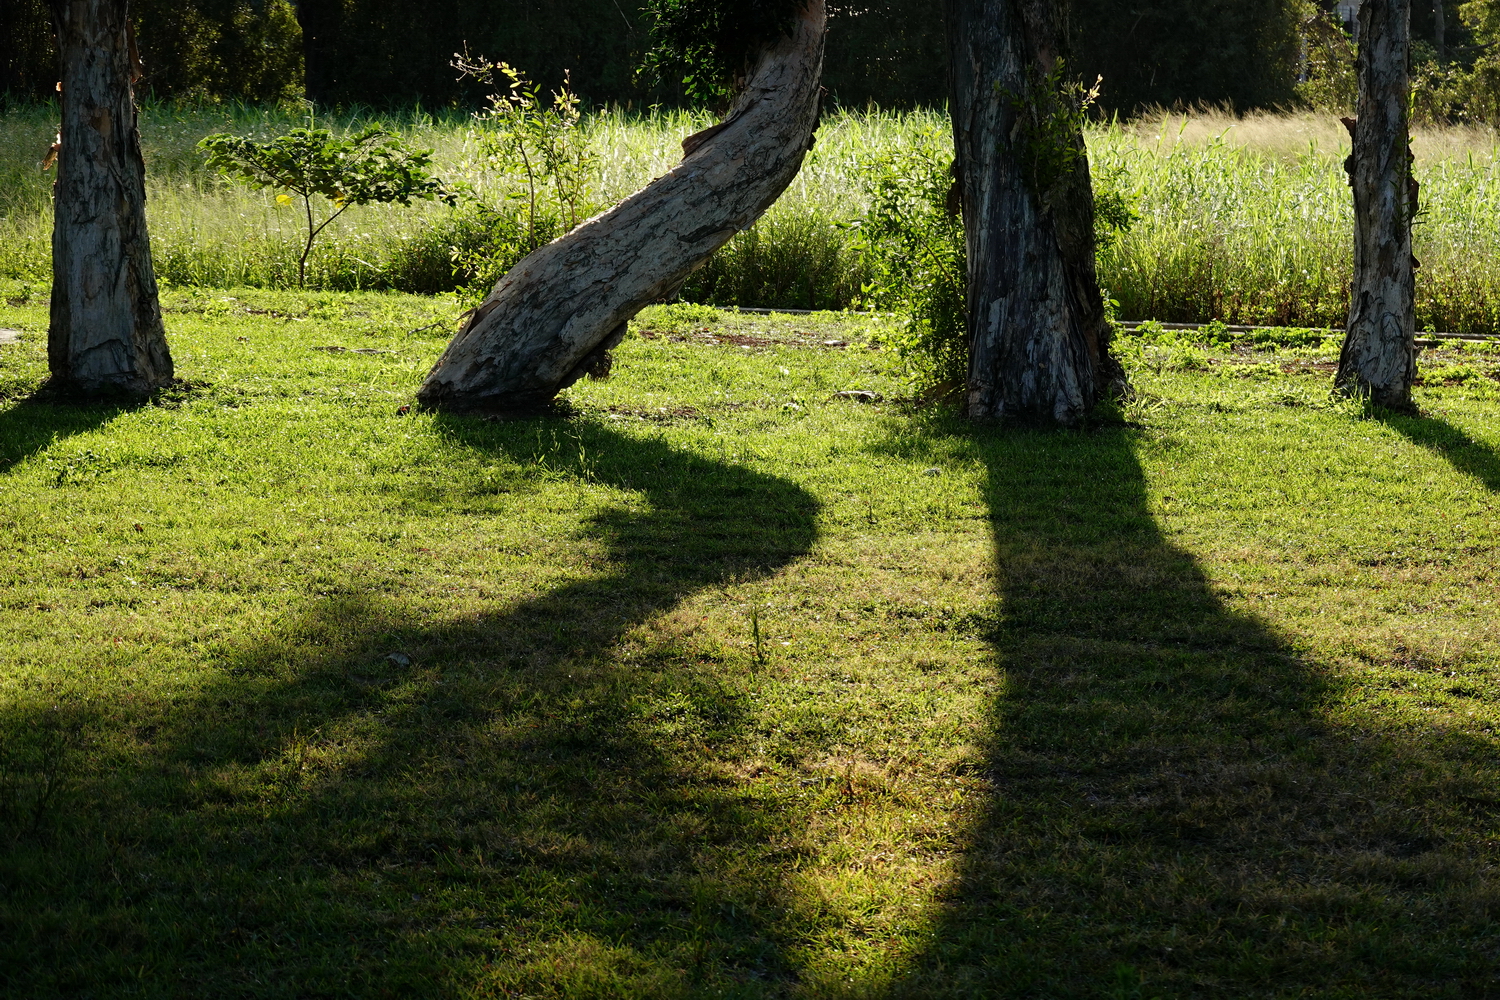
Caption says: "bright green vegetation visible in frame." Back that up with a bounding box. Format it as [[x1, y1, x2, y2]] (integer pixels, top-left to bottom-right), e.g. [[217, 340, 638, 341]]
[[6, 105, 1500, 332], [2, 285, 1499, 997]]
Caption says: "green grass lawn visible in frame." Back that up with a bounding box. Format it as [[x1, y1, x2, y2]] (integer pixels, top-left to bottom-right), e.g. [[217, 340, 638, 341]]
[[2, 288, 1499, 998]]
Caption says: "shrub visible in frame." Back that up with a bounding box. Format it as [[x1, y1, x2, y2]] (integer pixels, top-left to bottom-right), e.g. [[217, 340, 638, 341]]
[[851, 128, 967, 391], [199, 123, 455, 287]]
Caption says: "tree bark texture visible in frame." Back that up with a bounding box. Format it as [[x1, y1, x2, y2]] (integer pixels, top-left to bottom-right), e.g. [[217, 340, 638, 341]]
[[945, 0, 1117, 425], [1337, 0, 1415, 410], [417, 2, 827, 413], [47, 0, 173, 395]]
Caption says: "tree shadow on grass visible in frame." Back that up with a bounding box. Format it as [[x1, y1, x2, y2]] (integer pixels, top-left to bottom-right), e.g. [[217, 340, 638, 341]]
[[880, 413, 1500, 998], [0, 416, 819, 999], [0, 391, 124, 475], [1375, 407, 1500, 493]]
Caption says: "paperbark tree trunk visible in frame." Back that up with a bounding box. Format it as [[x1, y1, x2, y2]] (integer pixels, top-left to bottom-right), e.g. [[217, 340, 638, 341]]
[[1336, 0, 1415, 410], [47, 0, 173, 396], [417, 1, 827, 413], [945, 0, 1118, 425]]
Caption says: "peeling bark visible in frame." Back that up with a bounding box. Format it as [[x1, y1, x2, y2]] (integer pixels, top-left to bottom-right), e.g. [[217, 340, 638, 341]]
[[946, 0, 1118, 425], [1337, 0, 1416, 410], [417, 1, 827, 413], [47, 0, 172, 396]]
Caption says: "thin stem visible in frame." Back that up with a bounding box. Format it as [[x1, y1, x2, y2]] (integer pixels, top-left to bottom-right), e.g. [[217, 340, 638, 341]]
[[518, 143, 538, 249], [300, 197, 352, 290], [301, 192, 314, 288]]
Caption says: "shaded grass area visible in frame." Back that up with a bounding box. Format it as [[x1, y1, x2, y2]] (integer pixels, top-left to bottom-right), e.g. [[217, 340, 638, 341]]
[[1, 288, 1500, 997], [890, 417, 1500, 997]]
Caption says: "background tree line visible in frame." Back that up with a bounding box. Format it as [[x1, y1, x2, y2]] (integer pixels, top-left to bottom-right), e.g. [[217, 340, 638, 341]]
[[0, 0, 1379, 115]]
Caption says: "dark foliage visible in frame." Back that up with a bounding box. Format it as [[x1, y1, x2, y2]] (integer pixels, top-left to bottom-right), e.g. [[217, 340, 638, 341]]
[[0, 0, 303, 104], [824, 1, 949, 107], [1071, 0, 1302, 112], [0, 0, 1376, 115], [295, 0, 652, 107], [639, 0, 805, 101], [0, 0, 54, 102]]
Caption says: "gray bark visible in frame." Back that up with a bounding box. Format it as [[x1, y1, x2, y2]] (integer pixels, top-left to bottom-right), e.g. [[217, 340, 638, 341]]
[[1435, 0, 1445, 62], [1337, 0, 1415, 410], [418, 1, 827, 413], [945, 0, 1118, 425], [47, 0, 172, 396]]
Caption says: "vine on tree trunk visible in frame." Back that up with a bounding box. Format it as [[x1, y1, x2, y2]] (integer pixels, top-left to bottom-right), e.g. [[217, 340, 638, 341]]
[[1001, 61, 1102, 203]]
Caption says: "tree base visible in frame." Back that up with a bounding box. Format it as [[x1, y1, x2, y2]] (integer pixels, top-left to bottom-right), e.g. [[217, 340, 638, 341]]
[[416, 2, 827, 413]]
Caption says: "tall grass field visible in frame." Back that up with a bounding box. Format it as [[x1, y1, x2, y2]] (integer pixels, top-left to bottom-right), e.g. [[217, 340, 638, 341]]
[[5, 104, 1500, 330]]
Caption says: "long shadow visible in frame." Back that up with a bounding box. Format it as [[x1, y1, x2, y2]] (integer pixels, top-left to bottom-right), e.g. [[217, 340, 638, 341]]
[[1376, 408, 1500, 493], [885, 415, 1499, 997], [0, 418, 819, 998], [0, 391, 124, 474]]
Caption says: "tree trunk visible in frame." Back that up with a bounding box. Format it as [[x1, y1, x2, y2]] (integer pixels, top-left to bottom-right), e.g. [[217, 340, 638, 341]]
[[945, 0, 1117, 425], [417, 1, 827, 413], [1336, 0, 1415, 410], [47, 0, 173, 396], [290, 0, 337, 105], [1434, 0, 1445, 62]]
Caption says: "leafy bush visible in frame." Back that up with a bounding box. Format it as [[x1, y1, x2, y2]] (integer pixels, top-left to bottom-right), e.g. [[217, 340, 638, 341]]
[[1005, 61, 1102, 196], [1249, 326, 1335, 349], [439, 203, 566, 303], [680, 209, 870, 310], [454, 53, 596, 242], [437, 55, 599, 300], [851, 129, 967, 391], [200, 124, 455, 286]]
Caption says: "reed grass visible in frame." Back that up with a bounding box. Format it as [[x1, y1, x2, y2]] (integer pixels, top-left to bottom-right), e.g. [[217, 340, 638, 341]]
[[4, 103, 1500, 330], [1099, 109, 1500, 333]]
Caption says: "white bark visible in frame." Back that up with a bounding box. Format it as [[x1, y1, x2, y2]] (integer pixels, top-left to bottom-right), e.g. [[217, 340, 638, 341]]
[[47, 0, 172, 395], [946, 0, 1118, 425], [1337, 0, 1415, 410], [418, 1, 827, 412]]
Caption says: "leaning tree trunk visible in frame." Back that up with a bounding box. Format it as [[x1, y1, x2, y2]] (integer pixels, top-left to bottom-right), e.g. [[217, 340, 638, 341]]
[[1336, 0, 1416, 409], [945, 0, 1117, 425], [47, 0, 173, 395], [418, 1, 827, 413]]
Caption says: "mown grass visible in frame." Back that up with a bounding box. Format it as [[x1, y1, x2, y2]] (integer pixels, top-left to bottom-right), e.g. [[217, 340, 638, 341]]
[[2, 284, 1500, 997], [7, 103, 1500, 329]]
